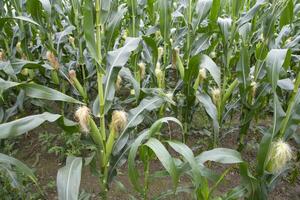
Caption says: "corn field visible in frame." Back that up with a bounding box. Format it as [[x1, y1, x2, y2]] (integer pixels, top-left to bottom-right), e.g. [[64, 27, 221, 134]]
[[0, 0, 300, 199]]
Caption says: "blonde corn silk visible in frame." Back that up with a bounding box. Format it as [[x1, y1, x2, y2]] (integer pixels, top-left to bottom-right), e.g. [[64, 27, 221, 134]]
[[116, 75, 122, 91], [46, 51, 60, 70], [211, 88, 221, 106], [199, 68, 207, 80], [75, 106, 91, 133], [0, 51, 4, 61], [69, 70, 77, 81], [267, 140, 293, 173], [158, 47, 164, 61], [111, 110, 128, 133], [138, 62, 146, 80]]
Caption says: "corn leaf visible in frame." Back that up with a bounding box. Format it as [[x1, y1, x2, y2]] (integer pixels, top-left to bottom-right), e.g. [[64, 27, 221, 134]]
[[57, 156, 82, 200], [0, 79, 83, 104], [0, 112, 77, 139]]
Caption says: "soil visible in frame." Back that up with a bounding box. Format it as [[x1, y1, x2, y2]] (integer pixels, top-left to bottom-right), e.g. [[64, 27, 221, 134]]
[[13, 118, 300, 200]]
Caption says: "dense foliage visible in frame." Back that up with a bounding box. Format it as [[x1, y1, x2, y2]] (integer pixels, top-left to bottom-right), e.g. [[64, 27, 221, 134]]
[[0, 0, 299, 199]]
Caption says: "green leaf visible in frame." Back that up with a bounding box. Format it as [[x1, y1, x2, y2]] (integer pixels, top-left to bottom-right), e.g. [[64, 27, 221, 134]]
[[128, 117, 182, 194], [145, 138, 179, 189], [119, 67, 140, 99], [278, 78, 294, 91], [0, 16, 41, 29], [23, 83, 83, 104], [1, 164, 19, 188], [149, 117, 183, 137], [153, 186, 194, 200], [196, 148, 243, 164], [82, 0, 100, 66], [256, 132, 272, 176], [280, 0, 293, 28], [113, 96, 165, 155], [0, 79, 83, 104], [222, 186, 248, 200], [196, 92, 219, 136], [10, 59, 46, 74], [184, 54, 201, 83], [196, 92, 217, 121], [275, 26, 291, 48], [232, 0, 245, 19], [56, 25, 75, 53], [143, 36, 158, 70], [167, 141, 202, 185], [236, 44, 250, 90], [237, 0, 266, 27], [191, 34, 211, 56], [282, 90, 300, 139], [158, 0, 171, 41], [0, 78, 19, 91], [128, 131, 149, 193], [104, 37, 140, 102], [128, 0, 138, 36], [238, 22, 252, 43], [217, 17, 232, 43], [257, 95, 285, 175], [209, 0, 221, 23], [0, 61, 15, 78], [102, 0, 111, 11], [195, 0, 213, 26], [265, 49, 291, 92], [106, 5, 127, 49], [57, 156, 82, 200], [200, 55, 221, 87], [93, 37, 141, 115], [0, 112, 77, 139], [26, 0, 43, 23], [0, 153, 37, 184], [39, 0, 52, 15]]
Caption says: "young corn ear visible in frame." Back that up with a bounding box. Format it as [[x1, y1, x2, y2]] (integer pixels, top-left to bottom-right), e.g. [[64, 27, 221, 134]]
[[155, 62, 164, 88], [69, 70, 77, 81], [172, 49, 177, 69], [75, 106, 91, 133], [209, 51, 216, 59], [138, 62, 146, 80], [266, 140, 293, 173], [46, 51, 60, 70], [122, 30, 128, 40], [75, 106, 104, 149], [16, 42, 27, 60], [0, 51, 5, 61], [69, 36, 75, 48], [158, 47, 164, 61], [105, 110, 128, 170], [249, 81, 258, 104], [193, 68, 206, 91], [47, 51, 60, 84], [16, 42, 22, 54], [211, 88, 221, 106], [69, 70, 88, 102], [69, 36, 75, 45], [111, 110, 128, 134], [250, 81, 257, 98], [155, 30, 161, 40], [116, 75, 122, 91], [174, 48, 185, 79]]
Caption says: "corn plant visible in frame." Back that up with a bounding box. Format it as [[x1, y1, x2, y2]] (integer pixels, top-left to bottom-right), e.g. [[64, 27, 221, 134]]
[[0, 0, 299, 199], [0, 0, 169, 198], [128, 117, 245, 199]]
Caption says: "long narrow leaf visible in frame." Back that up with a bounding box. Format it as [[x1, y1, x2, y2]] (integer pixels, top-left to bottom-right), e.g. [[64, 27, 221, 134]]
[[57, 156, 82, 200]]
